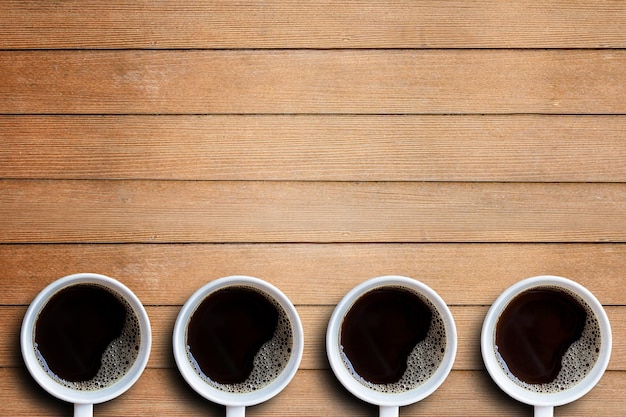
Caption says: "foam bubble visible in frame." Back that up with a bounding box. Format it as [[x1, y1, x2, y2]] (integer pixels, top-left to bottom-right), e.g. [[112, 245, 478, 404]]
[[34, 284, 142, 391], [187, 286, 294, 393], [340, 287, 447, 393], [494, 286, 602, 393]]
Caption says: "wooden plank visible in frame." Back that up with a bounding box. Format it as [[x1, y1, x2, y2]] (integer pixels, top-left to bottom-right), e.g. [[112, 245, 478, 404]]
[[3, 367, 623, 416], [1, 1, 625, 49], [2, 115, 626, 182], [2, 243, 625, 306], [1, 50, 625, 115], [4, 304, 624, 371], [2, 180, 626, 244]]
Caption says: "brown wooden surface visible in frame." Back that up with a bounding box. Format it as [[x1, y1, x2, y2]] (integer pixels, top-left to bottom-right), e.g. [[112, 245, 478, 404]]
[[1, 50, 625, 114], [1, 1, 624, 416], [2, 180, 626, 243], [1, 0, 626, 49], [2, 115, 626, 182]]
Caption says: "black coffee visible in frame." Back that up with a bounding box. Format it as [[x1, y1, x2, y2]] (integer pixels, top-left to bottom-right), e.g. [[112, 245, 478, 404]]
[[34, 284, 141, 390], [340, 287, 446, 392], [495, 287, 601, 392], [186, 286, 293, 392]]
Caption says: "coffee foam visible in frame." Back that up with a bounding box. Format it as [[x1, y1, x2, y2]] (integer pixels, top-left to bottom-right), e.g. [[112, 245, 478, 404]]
[[494, 286, 601, 393], [186, 286, 294, 393], [34, 284, 142, 391], [340, 287, 447, 393]]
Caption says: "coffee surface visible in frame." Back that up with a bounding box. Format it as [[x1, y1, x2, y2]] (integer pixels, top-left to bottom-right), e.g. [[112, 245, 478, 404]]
[[340, 287, 433, 384], [34, 284, 140, 388], [495, 288, 587, 385], [186, 287, 281, 385]]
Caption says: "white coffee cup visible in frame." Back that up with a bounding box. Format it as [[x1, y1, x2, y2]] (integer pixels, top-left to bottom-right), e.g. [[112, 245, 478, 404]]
[[326, 276, 457, 417], [172, 276, 304, 417], [21, 273, 152, 417], [481, 275, 612, 417]]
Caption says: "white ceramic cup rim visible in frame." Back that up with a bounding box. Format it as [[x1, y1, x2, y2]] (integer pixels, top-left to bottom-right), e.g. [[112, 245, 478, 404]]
[[172, 275, 304, 407], [20, 273, 152, 405], [326, 275, 457, 407], [481, 275, 612, 407]]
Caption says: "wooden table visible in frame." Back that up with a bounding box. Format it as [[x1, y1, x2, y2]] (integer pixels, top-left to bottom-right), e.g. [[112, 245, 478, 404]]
[[1, 2, 625, 416]]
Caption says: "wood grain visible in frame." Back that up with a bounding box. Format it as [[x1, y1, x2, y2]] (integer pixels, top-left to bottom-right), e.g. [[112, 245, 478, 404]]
[[2, 180, 626, 243], [1, 244, 625, 306], [2, 367, 623, 416], [1, 50, 625, 115], [2, 115, 626, 182], [1, 1, 625, 49]]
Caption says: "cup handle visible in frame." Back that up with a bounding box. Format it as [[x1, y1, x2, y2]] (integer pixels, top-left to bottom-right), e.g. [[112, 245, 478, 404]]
[[226, 405, 245, 417], [74, 403, 93, 417], [534, 405, 553, 417], [379, 405, 399, 417]]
